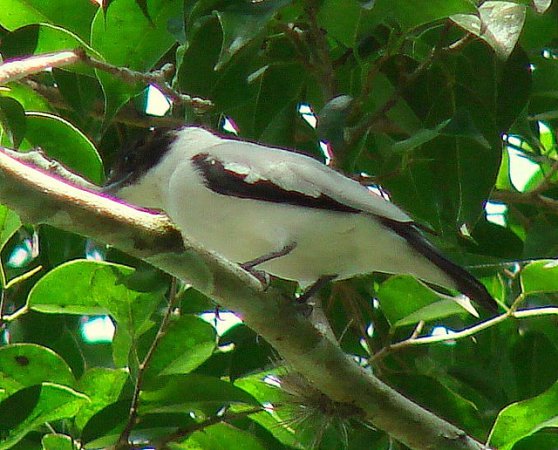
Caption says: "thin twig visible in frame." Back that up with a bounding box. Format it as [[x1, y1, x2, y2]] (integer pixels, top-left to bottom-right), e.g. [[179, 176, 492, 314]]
[[158, 406, 267, 448], [530, 158, 558, 195], [117, 277, 180, 449], [2, 305, 29, 322], [0, 290, 6, 331], [445, 32, 475, 52], [76, 50, 213, 111], [21, 79, 186, 128], [347, 22, 453, 147], [4, 265, 43, 289], [409, 320, 425, 339], [348, 53, 391, 123], [303, 0, 336, 98], [491, 189, 558, 216], [370, 295, 558, 362]]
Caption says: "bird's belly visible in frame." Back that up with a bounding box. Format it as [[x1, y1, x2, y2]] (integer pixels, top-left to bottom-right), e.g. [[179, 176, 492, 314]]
[[165, 186, 455, 289]]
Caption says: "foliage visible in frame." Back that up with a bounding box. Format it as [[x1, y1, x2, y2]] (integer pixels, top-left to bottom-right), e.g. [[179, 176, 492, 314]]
[[0, 0, 558, 449]]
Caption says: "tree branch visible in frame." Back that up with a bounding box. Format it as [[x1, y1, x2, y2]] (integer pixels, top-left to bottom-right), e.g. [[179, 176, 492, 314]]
[[21, 79, 186, 129], [347, 22, 453, 147], [0, 51, 82, 84], [76, 51, 213, 112], [0, 49, 213, 112], [0, 147, 490, 450], [371, 309, 545, 363], [117, 278, 180, 449], [491, 189, 558, 215]]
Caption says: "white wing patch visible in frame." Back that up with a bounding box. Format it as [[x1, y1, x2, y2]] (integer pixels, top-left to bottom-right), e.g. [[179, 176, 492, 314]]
[[200, 139, 413, 222]]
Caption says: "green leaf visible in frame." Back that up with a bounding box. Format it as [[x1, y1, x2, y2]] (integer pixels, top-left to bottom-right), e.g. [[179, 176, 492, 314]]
[[391, 374, 484, 437], [251, 63, 306, 138], [27, 259, 155, 316], [531, 0, 552, 13], [52, 70, 103, 118], [495, 145, 513, 191], [0, 204, 21, 253], [0, 0, 97, 42], [75, 368, 129, 430], [140, 374, 260, 414], [511, 333, 558, 401], [234, 371, 300, 448], [215, 0, 289, 69], [144, 315, 216, 383], [497, 47, 532, 131], [532, 54, 558, 99], [514, 432, 558, 450], [27, 260, 162, 368], [391, 120, 451, 154], [489, 379, 558, 450], [396, 299, 474, 328], [18, 112, 103, 184], [176, 18, 254, 113], [378, 43, 505, 230], [452, 2, 526, 60], [219, 325, 275, 381], [523, 219, 558, 259], [185, 422, 267, 450], [91, 0, 182, 71], [376, 275, 467, 326], [82, 407, 195, 448], [0, 83, 53, 113], [80, 400, 128, 448], [0, 383, 89, 449], [0, 97, 26, 148], [318, 0, 376, 48], [41, 433, 74, 450], [90, 0, 184, 120], [373, 0, 477, 30], [234, 371, 287, 405], [0, 344, 75, 393], [520, 260, 558, 294], [27, 260, 110, 315], [360, 70, 422, 136]]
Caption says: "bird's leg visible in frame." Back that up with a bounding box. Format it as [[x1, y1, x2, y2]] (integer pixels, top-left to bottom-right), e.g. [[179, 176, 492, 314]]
[[241, 241, 297, 270], [297, 274, 337, 304], [240, 242, 297, 286]]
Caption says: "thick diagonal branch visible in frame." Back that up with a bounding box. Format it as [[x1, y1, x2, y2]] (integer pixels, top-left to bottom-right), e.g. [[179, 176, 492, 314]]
[[0, 147, 489, 450]]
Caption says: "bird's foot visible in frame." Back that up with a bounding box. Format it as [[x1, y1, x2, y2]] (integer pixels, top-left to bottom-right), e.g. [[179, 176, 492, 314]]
[[294, 301, 314, 318], [296, 275, 337, 304], [242, 267, 271, 288], [240, 242, 297, 288]]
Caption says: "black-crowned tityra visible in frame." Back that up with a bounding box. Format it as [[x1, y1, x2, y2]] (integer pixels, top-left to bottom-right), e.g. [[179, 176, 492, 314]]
[[105, 126, 497, 312]]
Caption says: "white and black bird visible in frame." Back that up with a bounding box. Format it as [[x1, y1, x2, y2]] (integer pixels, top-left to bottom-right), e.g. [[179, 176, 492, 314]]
[[105, 126, 497, 312]]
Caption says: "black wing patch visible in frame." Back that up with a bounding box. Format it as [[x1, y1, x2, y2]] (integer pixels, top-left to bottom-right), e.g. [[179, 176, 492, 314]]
[[378, 217, 497, 312], [191, 153, 360, 213]]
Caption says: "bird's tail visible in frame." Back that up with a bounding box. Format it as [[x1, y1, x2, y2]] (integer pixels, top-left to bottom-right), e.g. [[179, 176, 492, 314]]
[[379, 217, 498, 313]]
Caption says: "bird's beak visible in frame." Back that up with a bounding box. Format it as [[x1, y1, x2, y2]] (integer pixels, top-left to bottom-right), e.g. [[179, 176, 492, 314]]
[[102, 172, 132, 194]]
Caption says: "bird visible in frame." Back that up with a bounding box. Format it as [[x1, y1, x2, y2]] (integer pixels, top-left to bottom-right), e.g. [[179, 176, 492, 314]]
[[105, 126, 497, 312]]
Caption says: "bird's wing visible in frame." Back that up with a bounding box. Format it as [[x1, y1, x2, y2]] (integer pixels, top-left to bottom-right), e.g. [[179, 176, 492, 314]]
[[190, 140, 413, 223], [188, 139, 497, 312]]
